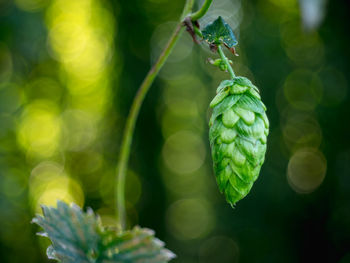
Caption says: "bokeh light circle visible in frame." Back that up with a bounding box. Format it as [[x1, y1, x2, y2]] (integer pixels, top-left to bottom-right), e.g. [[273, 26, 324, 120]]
[[281, 21, 324, 66], [166, 198, 214, 240], [162, 130, 206, 174], [151, 22, 193, 64], [29, 161, 84, 212], [61, 109, 97, 151], [287, 148, 327, 193], [283, 69, 322, 111], [17, 100, 62, 159], [282, 113, 322, 151]]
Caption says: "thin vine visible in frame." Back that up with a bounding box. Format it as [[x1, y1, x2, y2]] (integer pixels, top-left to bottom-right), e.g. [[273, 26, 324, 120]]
[[115, 0, 214, 230], [191, 0, 213, 21]]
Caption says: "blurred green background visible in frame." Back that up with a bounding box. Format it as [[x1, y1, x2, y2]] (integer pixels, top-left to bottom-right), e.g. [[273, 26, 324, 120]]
[[0, 0, 350, 262]]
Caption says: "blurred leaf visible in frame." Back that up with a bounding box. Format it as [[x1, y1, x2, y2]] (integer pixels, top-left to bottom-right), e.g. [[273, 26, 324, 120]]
[[202, 16, 238, 48], [32, 201, 175, 263]]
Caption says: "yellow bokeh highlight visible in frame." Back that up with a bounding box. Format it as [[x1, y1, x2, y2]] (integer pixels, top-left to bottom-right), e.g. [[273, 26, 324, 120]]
[[46, 0, 116, 117], [64, 38, 109, 80], [67, 81, 112, 116], [18, 0, 119, 214], [48, 21, 90, 62], [30, 161, 84, 213], [17, 100, 62, 159]]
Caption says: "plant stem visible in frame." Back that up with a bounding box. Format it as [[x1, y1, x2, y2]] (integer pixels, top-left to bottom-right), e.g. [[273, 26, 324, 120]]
[[217, 45, 236, 79], [190, 0, 213, 21], [115, 0, 196, 230], [193, 26, 203, 38]]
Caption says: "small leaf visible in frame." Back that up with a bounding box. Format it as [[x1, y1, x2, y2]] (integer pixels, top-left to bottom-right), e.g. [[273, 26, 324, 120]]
[[202, 16, 238, 48], [32, 201, 175, 263]]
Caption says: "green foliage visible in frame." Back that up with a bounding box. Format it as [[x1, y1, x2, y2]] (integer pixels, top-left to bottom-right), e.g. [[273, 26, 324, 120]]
[[202, 16, 238, 48], [32, 201, 175, 263], [209, 77, 269, 206]]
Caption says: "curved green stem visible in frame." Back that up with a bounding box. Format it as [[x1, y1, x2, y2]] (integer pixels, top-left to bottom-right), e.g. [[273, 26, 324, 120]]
[[116, 0, 195, 230], [217, 45, 236, 79], [193, 26, 203, 38], [190, 0, 213, 21]]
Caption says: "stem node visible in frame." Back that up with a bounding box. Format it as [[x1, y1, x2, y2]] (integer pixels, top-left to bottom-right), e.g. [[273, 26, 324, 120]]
[[217, 45, 236, 79]]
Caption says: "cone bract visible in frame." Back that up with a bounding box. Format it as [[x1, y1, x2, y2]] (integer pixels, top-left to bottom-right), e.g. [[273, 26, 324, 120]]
[[209, 77, 269, 206]]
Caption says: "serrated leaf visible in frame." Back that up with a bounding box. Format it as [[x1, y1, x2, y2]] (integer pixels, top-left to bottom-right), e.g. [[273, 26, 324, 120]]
[[202, 16, 238, 48], [102, 227, 176, 263], [32, 201, 175, 263], [32, 201, 100, 263]]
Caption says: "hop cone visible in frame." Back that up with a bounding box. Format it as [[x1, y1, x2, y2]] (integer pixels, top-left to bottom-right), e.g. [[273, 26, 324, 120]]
[[209, 77, 269, 206]]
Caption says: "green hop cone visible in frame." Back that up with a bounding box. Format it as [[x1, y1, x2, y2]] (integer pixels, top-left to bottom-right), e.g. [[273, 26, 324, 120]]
[[209, 77, 269, 206]]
